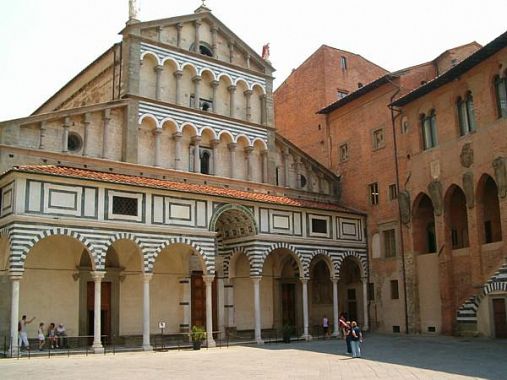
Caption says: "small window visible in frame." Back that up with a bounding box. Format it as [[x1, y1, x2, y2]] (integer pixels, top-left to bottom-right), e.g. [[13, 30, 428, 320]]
[[339, 143, 349, 162], [457, 92, 476, 136], [389, 184, 398, 200], [311, 218, 328, 234], [421, 110, 438, 150], [495, 75, 507, 118], [300, 175, 307, 188], [347, 288, 356, 300], [200, 149, 211, 175], [392, 325, 401, 333], [401, 116, 409, 134], [67, 132, 83, 152], [368, 283, 375, 301], [372, 128, 384, 150], [368, 182, 379, 205], [112, 196, 138, 216], [275, 167, 281, 186], [390, 280, 399, 300], [383, 229, 397, 258], [340, 56, 347, 70], [336, 90, 348, 99], [199, 44, 213, 57], [190, 96, 213, 112]]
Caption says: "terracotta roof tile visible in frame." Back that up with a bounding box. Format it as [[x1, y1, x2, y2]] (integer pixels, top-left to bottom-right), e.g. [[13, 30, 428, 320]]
[[12, 165, 355, 213]]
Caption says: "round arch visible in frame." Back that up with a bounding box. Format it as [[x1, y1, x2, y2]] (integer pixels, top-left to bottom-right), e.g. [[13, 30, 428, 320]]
[[224, 249, 252, 279], [138, 114, 159, 127], [259, 242, 305, 278], [209, 204, 258, 234], [150, 238, 213, 275], [336, 251, 367, 279], [308, 250, 336, 278], [140, 51, 161, 65]]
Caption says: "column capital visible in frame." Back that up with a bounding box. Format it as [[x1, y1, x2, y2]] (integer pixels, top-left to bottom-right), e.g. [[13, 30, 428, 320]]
[[91, 271, 106, 281], [191, 135, 201, 144], [173, 70, 183, 79], [210, 138, 220, 147], [39, 120, 47, 130], [172, 131, 183, 140], [361, 276, 369, 281], [9, 271, 23, 281], [211, 24, 219, 32], [63, 117, 71, 128], [143, 273, 153, 282], [194, 18, 202, 27], [228, 40, 235, 48], [103, 108, 111, 120], [176, 22, 183, 30], [261, 149, 268, 156], [202, 274, 215, 284], [331, 277, 340, 283], [300, 277, 309, 284], [152, 128, 162, 135], [192, 75, 202, 83], [244, 145, 254, 154], [154, 64, 164, 72], [259, 93, 267, 100], [250, 275, 262, 283], [83, 112, 92, 124], [244, 89, 253, 97], [228, 142, 237, 151], [211, 80, 220, 88], [227, 85, 237, 93]]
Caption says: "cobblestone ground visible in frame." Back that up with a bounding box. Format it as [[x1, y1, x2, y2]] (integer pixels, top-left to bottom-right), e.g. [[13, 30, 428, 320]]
[[1, 334, 506, 379]]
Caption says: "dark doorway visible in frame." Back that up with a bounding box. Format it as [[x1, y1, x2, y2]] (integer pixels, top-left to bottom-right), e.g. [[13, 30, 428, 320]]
[[281, 283, 296, 326], [191, 272, 217, 334], [347, 288, 357, 322], [87, 281, 111, 343], [493, 298, 507, 338]]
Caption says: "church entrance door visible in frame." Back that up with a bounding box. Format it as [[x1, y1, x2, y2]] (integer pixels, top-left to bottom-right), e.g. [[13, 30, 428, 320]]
[[86, 281, 111, 343], [191, 272, 217, 334], [493, 298, 507, 338], [281, 283, 296, 326]]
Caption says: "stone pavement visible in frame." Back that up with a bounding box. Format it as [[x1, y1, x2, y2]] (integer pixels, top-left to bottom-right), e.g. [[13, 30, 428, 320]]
[[1, 334, 506, 379]]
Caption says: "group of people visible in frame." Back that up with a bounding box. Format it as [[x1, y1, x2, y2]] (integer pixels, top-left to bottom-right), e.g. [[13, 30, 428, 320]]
[[339, 314, 363, 358], [18, 315, 67, 351]]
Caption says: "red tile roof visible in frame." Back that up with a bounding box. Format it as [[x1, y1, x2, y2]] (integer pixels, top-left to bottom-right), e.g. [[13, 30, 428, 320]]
[[12, 165, 356, 213]]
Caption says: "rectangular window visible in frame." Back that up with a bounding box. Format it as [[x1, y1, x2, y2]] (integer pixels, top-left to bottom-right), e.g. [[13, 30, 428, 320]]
[[190, 96, 213, 112], [390, 280, 399, 300], [339, 143, 349, 162], [389, 184, 398, 200], [311, 218, 328, 234], [112, 196, 138, 216], [340, 56, 347, 70], [347, 288, 356, 300], [368, 282, 375, 301], [422, 111, 438, 150], [495, 76, 507, 118], [372, 128, 384, 150], [484, 220, 493, 244], [368, 182, 379, 205], [383, 229, 397, 257], [458, 93, 476, 136]]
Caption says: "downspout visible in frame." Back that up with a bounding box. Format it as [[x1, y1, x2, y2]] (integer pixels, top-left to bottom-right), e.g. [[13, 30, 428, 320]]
[[387, 77, 410, 335]]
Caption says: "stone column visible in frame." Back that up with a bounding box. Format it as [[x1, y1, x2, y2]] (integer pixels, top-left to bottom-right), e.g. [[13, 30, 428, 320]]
[[62, 117, 71, 152], [228, 40, 235, 64], [228, 85, 236, 118], [246, 53, 251, 69], [210, 138, 220, 175], [315, 173, 322, 193], [228, 143, 237, 179], [193, 75, 202, 110], [362, 276, 369, 331], [9, 273, 22, 356], [143, 273, 153, 350], [294, 158, 302, 189], [157, 26, 163, 42], [82, 113, 91, 156], [252, 276, 263, 344], [332, 278, 339, 336], [173, 132, 183, 170], [244, 89, 253, 121], [39, 121, 46, 150], [176, 23, 183, 48], [203, 275, 216, 347], [91, 271, 105, 353], [245, 146, 254, 181], [102, 109, 111, 159], [301, 278, 311, 340], [153, 128, 162, 167], [154, 65, 164, 100], [283, 149, 290, 188], [306, 164, 314, 192], [260, 94, 267, 125], [174, 70, 183, 106], [194, 19, 201, 53], [192, 136, 201, 173], [211, 80, 219, 113], [211, 25, 218, 59], [261, 149, 268, 183]]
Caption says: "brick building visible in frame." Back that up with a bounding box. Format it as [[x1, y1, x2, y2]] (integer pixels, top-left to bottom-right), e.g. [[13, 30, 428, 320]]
[[275, 30, 507, 337]]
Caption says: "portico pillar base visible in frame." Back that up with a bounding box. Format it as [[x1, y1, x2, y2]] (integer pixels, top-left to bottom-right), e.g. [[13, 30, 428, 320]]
[[207, 340, 216, 348], [143, 344, 153, 351], [301, 334, 313, 341], [92, 345, 104, 354], [256, 337, 264, 345]]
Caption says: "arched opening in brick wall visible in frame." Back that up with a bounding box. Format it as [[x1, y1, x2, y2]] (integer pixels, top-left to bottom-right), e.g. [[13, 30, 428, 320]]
[[476, 174, 502, 244], [445, 185, 469, 250], [412, 193, 436, 254]]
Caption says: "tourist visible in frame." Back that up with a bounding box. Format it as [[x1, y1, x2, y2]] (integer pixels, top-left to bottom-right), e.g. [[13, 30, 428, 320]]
[[37, 322, 46, 351], [56, 323, 67, 348], [339, 314, 348, 339], [350, 321, 363, 358], [345, 321, 352, 355], [18, 315, 36, 350], [48, 323, 58, 349], [322, 315, 329, 338]]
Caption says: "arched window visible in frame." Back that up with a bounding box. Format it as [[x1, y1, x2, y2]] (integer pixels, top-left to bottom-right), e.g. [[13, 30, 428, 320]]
[[421, 110, 437, 150], [494, 75, 507, 118], [200, 150, 210, 175], [199, 42, 213, 57], [457, 92, 476, 135]]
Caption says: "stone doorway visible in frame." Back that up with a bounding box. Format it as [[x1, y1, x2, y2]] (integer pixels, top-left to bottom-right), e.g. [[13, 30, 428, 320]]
[[493, 298, 507, 338], [281, 283, 296, 326]]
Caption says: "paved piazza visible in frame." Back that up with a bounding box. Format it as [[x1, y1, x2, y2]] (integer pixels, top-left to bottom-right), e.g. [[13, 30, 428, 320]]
[[1, 334, 506, 379]]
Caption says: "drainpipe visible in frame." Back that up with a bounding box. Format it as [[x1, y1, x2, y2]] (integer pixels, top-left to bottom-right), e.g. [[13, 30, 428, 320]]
[[387, 77, 410, 335]]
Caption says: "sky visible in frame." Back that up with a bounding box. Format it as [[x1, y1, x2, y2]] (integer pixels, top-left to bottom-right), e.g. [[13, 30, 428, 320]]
[[0, 0, 506, 121]]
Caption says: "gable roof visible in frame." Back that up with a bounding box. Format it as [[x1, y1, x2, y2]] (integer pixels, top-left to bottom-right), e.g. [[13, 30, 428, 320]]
[[123, 9, 274, 72], [7, 165, 358, 214], [391, 30, 507, 107]]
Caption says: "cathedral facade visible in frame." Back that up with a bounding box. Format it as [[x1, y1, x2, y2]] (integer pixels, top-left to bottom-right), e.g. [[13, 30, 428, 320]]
[[0, 4, 368, 355]]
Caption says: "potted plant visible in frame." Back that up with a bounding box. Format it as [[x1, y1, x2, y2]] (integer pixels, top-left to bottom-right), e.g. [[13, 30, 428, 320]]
[[282, 324, 293, 343], [190, 325, 206, 350]]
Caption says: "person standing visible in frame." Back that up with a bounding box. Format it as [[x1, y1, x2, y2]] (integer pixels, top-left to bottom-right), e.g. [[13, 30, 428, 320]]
[[350, 321, 363, 358], [18, 315, 36, 350], [322, 315, 329, 339], [37, 322, 46, 351], [339, 314, 348, 339], [48, 323, 58, 349], [345, 321, 352, 355]]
